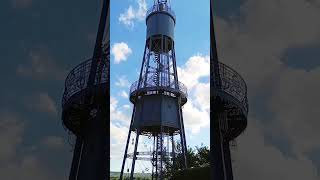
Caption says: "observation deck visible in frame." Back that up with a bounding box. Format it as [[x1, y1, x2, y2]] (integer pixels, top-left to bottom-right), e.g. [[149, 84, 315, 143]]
[[146, 2, 176, 23], [213, 62, 248, 140], [61, 58, 108, 135], [129, 80, 188, 106]]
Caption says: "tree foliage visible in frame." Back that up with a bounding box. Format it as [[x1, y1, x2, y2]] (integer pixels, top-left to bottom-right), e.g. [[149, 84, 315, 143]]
[[163, 143, 210, 179]]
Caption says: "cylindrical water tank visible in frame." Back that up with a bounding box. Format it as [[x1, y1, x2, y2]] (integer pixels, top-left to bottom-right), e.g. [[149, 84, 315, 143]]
[[146, 11, 175, 40], [132, 94, 180, 132]]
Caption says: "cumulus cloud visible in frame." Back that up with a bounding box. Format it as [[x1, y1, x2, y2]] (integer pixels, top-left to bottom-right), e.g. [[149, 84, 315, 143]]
[[0, 111, 63, 180], [214, 0, 320, 94], [110, 123, 128, 148], [42, 136, 65, 150], [119, 90, 129, 99], [111, 96, 131, 125], [232, 119, 319, 180], [119, 0, 147, 28], [182, 99, 210, 134], [0, 112, 24, 162], [110, 97, 131, 169], [11, 0, 33, 9], [214, 0, 320, 177], [27, 93, 57, 116], [177, 55, 210, 134], [193, 83, 210, 112], [0, 155, 62, 180], [215, 0, 320, 150], [177, 55, 210, 89], [16, 50, 67, 80], [270, 67, 320, 155], [111, 42, 132, 64], [123, 104, 131, 109], [115, 76, 130, 87]]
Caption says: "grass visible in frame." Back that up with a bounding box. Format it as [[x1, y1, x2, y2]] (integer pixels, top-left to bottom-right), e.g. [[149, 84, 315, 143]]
[[110, 172, 152, 180]]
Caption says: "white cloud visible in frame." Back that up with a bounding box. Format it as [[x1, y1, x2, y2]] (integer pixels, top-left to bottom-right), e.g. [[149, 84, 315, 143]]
[[182, 99, 209, 134], [11, 0, 32, 9], [110, 97, 131, 164], [28, 93, 57, 116], [214, 0, 320, 95], [0, 112, 24, 162], [270, 67, 320, 155], [110, 123, 128, 146], [193, 82, 210, 112], [119, 6, 135, 27], [213, 0, 320, 177], [123, 104, 131, 109], [0, 155, 61, 180], [177, 55, 210, 134], [115, 76, 130, 87], [177, 55, 210, 89], [16, 50, 67, 80], [110, 96, 131, 125], [0, 111, 64, 180], [119, 90, 129, 99], [111, 42, 132, 64], [42, 136, 64, 150], [232, 119, 319, 180], [119, 0, 147, 28]]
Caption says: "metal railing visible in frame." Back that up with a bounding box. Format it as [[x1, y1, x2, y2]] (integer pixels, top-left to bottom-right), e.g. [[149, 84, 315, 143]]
[[129, 80, 187, 99], [62, 57, 108, 107], [146, 3, 176, 20], [214, 62, 248, 113]]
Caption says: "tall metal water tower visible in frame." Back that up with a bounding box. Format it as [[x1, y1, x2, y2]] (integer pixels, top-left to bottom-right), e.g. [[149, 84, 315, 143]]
[[61, 0, 109, 179], [120, 1, 188, 179], [210, 0, 249, 179]]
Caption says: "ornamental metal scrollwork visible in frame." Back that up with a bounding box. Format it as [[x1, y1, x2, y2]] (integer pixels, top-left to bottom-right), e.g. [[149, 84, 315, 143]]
[[214, 62, 248, 114], [62, 57, 109, 108], [129, 79, 188, 100]]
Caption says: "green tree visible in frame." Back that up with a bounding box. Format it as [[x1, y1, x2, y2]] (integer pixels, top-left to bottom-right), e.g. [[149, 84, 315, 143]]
[[195, 145, 210, 166], [163, 143, 210, 179]]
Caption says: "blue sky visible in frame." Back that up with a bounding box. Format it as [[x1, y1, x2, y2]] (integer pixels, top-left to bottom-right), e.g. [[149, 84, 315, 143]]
[[110, 0, 210, 173]]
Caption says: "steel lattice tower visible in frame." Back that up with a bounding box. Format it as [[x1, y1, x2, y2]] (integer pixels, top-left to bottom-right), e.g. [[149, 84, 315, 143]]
[[61, 0, 109, 179], [210, 0, 249, 180], [120, 1, 188, 179]]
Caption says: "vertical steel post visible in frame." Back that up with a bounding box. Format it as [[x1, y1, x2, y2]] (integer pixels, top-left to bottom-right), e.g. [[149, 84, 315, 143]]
[[87, 0, 109, 88], [155, 135, 159, 179], [143, 38, 153, 88], [130, 129, 140, 179], [210, 0, 227, 179], [152, 135, 156, 180], [179, 101, 188, 168], [171, 134, 175, 167], [69, 137, 83, 180], [120, 106, 136, 180]]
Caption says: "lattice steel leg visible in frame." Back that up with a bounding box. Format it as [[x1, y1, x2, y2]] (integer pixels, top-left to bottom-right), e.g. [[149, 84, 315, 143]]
[[160, 130, 163, 180], [171, 134, 175, 167], [152, 135, 155, 180], [155, 135, 159, 179], [130, 129, 140, 179], [120, 106, 136, 180]]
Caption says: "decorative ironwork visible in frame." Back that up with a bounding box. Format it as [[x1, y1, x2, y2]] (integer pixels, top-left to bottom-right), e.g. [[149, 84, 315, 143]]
[[62, 58, 108, 107], [213, 62, 248, 114], [129, 80, 188, 99]]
